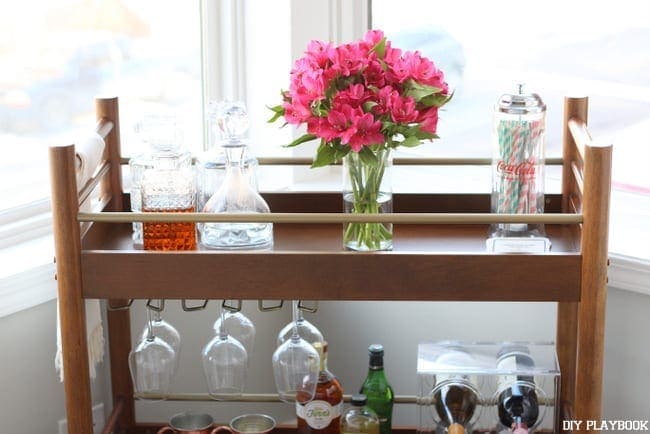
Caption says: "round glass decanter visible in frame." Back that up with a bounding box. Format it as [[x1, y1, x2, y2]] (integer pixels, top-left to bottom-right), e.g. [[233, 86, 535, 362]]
[[201, 102, 273, 250]]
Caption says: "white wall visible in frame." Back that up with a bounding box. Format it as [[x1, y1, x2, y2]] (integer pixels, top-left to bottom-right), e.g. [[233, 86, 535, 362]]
[[0, 299, 110, 433], [0, 287, 648, 432]]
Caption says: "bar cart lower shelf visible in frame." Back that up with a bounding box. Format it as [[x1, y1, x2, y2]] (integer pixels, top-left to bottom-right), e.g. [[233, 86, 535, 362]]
[[49, 96, 610, 434]]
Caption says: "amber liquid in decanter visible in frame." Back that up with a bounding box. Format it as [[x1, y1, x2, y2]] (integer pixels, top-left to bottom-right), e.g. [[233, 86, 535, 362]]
[[143, 206, 197, 251]]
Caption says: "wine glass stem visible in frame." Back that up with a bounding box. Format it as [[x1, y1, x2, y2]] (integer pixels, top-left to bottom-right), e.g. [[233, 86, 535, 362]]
[[291, 300, 299, 338], [219, 303, 228, 339], [154, 300, 162, 322], [146, 307, 154, 340]]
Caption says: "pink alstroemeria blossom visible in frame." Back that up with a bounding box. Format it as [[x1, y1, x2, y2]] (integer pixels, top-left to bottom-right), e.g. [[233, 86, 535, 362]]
[[333, 83, 368, 109], [363, 60, 386, 88], [310, 106, 360, 144], [331, 43, 368, 77], [283, 101, 312, 125], [305, 40, 335, 69], [404, 51, 448, 92], [418, 107, 440, 134], [362, 29, 385, 48], [389, 96, 419, 124], [348, 113, 385, 152]]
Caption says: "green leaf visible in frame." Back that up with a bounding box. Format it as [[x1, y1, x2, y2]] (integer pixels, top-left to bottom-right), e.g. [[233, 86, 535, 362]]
[[363, 101, 378, 112], [415, 130, 436, 140], [403, 125, 435, 140], [419, 90, 454, 108], [332, 141, 350, 162], [266, 104, 285, 123], [283, 133, 318, 148], [399, 135, 422, 147], [370, 37, 387, 59], [358, 146, 378, 166], [404, 80, 443, 102], [311, 142, 338, 168]]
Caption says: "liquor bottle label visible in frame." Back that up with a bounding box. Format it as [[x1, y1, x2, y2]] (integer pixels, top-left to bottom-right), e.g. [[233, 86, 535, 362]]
[[297, 400, 342, 429]]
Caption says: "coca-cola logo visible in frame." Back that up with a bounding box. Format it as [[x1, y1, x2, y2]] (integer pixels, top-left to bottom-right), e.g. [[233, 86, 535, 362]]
[[497, 160, 537, 179]]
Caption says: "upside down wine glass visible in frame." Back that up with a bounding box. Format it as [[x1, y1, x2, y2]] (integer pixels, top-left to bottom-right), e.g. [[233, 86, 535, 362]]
[[202, 303, 248, 400], [213, 310, 256, 358], [139, 302, 181, 375], [277, 301, 324, 347], [129, 307, 176, 400], [272, 300, 320, 403]]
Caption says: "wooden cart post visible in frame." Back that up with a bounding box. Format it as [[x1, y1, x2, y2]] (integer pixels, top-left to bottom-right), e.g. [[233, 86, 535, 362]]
[[556, 96, 588, 422], [575, 137, 612, 422], [50, 144, 94, 433], [96, 97, 136, 431]]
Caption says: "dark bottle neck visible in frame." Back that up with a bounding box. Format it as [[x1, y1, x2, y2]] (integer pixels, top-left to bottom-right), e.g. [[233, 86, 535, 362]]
[[369, 354, 384, 370]]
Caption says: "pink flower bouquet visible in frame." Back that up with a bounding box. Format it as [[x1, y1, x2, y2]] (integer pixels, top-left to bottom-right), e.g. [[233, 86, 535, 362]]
[[270, 29, 451, 250]]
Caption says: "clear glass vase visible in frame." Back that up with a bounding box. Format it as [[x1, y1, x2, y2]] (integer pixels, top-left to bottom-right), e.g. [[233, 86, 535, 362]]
[[342, 147, 393, 251]]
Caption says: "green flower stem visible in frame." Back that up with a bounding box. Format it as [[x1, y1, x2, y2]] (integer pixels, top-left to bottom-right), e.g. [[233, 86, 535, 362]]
[[343, 148, 392, 251]]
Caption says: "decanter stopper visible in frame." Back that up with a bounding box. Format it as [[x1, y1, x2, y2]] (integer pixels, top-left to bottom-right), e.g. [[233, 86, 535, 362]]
[[216, 101, 250, 147]]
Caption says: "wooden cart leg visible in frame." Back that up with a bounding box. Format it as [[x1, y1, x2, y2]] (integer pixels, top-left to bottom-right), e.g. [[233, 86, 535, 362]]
[[50, 145, 94, 434], [95, 97, 136, 431], [557, 301, 578, 431], [107, 307, 135, 431], [575, 142, 612, 424], [558, 97, 586, 431]]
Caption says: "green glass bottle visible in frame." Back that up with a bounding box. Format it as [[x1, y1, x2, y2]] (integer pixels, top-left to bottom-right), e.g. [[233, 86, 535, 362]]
[[359, 344, 394, 434]]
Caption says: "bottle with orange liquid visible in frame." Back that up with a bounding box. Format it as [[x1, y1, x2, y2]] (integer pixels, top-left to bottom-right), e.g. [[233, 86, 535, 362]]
[[140, 118, 197, 251], [129, 114, 192, 247], [297, 341, 344, 434]]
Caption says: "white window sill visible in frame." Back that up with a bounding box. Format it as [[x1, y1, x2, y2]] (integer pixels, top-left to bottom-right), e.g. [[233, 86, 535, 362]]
[[0, 234, 56, 318]]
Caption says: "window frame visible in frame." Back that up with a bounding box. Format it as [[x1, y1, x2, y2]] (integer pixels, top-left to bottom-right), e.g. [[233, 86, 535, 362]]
[[0, 0, 647, 318]]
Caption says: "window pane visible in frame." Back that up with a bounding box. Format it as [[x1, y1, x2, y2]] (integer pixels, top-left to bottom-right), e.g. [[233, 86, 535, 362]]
[[244, 1, 292, 157], [372, 0, 650, 190], [0, 0, 202, 211]]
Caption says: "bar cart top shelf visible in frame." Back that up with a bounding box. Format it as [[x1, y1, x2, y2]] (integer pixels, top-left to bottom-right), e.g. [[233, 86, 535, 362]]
[[79, 192, 581, 302]]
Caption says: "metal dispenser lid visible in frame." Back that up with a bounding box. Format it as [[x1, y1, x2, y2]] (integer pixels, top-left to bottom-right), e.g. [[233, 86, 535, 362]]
[[496, 83, 546, 115]]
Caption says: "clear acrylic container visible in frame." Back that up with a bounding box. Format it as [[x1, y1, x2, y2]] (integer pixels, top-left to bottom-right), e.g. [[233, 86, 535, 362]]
[[417, 341, 559, 434], [487, 84, 550, 253]]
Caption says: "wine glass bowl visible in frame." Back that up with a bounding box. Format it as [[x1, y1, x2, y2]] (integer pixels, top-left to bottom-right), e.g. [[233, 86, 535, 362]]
[[277, 315, 323, 347], [201, 333, 248, 400], [140, 309, 181, 374], [271, 335, 320, 404], [128, 335, 176, 399], [272, 301, 320, 403], [129, 307, 178, 400], [202, 303, 249, 400]]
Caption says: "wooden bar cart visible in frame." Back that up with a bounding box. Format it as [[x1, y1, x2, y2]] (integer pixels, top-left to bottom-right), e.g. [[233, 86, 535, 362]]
[[49, 96, 612, 434]]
